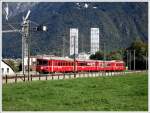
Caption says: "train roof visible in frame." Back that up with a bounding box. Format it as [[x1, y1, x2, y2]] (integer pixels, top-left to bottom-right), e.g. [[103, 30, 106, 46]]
[[36, 57, 124, 63], [36, 56, 73, 61], [76, 59, 124, 63]]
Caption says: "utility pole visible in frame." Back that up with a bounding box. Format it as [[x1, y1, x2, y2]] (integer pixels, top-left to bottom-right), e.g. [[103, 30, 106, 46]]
[[62, 35, 65, 57], [103, 42, 106, 73], [134, 50, 135, 70], [103, 43, 106, 61], [22, 25, 25, 75], [146, 52, 148, 70], [22, 19, 30, 80], [73, 36, 76, 78], [27, 20, 30, 81], [126, 50, 128, 70], [129, 50, 132, 70], [81, 36, 83, 53]]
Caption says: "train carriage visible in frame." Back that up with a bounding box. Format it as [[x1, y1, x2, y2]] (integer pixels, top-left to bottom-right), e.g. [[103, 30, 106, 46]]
[[36, 57, 126, 73]]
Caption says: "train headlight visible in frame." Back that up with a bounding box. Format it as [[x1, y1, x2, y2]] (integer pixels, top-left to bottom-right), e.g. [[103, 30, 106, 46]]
[[41, 67, 43, 70]]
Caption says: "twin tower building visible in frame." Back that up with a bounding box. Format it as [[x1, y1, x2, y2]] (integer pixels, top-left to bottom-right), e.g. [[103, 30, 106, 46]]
[[70, 28, 99, 56]]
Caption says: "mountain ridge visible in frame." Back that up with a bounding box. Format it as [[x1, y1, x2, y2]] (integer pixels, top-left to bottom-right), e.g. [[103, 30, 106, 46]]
[[2, 2, 148, 58]]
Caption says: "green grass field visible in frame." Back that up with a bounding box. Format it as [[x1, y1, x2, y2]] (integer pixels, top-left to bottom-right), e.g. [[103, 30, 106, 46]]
[[3, 72, 148, 111]]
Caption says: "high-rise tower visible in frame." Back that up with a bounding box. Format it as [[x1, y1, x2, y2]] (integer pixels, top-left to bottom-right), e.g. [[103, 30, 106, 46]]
[[70, 28, 78, 56], [90, 28, 99, 54]]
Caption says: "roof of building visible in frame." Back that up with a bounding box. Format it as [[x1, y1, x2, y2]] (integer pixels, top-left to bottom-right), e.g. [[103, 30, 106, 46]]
[[1, 60, 15, 72]]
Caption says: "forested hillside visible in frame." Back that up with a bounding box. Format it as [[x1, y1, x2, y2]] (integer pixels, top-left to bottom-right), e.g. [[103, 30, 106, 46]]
[[2, 2, 148, 58]]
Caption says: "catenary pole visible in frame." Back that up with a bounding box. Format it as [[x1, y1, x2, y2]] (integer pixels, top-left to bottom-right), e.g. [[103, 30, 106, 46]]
[[134, 50, 135, 70], [74, 36, 76, 78]]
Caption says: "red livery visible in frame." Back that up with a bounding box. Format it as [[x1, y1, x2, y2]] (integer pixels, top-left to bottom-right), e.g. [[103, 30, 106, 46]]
[[36, 57, 126, 73]]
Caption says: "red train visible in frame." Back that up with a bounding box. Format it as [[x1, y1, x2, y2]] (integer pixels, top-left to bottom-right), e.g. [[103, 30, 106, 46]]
[[36, 57, 126, 73]]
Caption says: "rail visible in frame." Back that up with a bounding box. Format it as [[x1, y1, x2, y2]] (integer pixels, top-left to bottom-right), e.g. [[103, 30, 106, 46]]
[[2, 70, 147, 84]]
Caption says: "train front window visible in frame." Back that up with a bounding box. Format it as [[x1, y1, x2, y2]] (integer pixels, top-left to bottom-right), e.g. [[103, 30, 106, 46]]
[[37, 59, 48, 66], [43, 60, 48, 65]]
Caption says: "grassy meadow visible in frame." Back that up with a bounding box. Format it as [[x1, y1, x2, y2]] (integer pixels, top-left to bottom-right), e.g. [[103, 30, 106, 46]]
[[2, 72, 148, 111]]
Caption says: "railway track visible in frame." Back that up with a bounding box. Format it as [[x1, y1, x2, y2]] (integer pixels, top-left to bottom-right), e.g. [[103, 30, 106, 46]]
[[2, 70, 147, 84]]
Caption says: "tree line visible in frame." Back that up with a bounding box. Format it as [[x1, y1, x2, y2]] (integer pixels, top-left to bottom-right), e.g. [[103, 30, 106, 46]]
[[90, 39, 148, 70]]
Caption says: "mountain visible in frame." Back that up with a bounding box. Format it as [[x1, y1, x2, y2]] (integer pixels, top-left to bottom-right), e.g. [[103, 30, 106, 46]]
[[2, 2, 148, 58]]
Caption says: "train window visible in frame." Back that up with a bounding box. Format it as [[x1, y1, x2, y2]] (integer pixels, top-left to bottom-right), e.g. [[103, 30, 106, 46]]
[[37, 59, 42, 65], [53, 61, 57, 66], [116, 64, 120, 66], [50, 61, 52, 66], [57, 62, 59, 66], [43, 60, 48, 66], [107, 64, 111, 66], [80, 62, 87, 66], [63, 62, 66, 66], [63, 62, 65, 66], [116, 63, 123, 66], [65, 62, 67, 66]]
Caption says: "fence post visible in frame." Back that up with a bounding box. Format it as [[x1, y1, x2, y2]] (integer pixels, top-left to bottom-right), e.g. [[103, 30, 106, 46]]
[[63, 73, 65, 79], [31, 74, 32, 81], [15, 74, 17, 83], [39, 74, 41, 80], [6, 75, 7, 84], [52, 74, 54, 80], [58, 74, 59, 80], [84, 72, 86, 77], [46, 74, 47, 80], [23, 74, 25, 82]]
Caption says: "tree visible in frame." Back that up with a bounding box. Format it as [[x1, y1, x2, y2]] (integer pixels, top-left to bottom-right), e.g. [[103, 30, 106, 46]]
[[107, 50, 123, 60], [89, 51, 104, 60], [124, 39, 148, 70]]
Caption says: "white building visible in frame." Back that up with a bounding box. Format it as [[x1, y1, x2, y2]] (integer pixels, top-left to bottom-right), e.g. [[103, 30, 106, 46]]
[[0, 60, 15, 76], [70, 28, 78, 56], [77, 52, 90, 60], [91, 28, 99, 54]]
